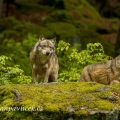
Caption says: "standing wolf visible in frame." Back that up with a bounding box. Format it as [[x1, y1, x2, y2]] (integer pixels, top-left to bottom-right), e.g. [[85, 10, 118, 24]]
[[79, 55, 120, 85], [29, 35, 59, 83]]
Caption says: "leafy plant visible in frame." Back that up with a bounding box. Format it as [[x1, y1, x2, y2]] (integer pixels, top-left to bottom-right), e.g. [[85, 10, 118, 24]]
[[0, 34, 38, 75], [0, 55, 32, 85], [0, 36, 110, 83], [57, 41, 110, 82]]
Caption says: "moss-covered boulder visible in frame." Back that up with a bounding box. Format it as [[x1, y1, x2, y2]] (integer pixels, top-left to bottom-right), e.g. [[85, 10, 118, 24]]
[[0, 82, 120, 120]]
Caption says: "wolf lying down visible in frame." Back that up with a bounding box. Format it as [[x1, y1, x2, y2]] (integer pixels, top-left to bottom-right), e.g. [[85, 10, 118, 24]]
[[79, 55, 120, 85], [29, 35, 59, 83]]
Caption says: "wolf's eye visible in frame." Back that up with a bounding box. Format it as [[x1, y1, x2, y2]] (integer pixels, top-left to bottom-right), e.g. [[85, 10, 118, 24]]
[[50, 46, 54, 50], [50, 46, 53, 49], [41, 45, 46, 48]]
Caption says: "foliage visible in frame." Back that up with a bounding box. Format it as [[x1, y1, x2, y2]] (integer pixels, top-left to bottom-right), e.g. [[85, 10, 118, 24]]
[[45, 10, 73, 23], [46, 22, 78, 40], [0, 17, 54, 41], [80, 32, 115, 55], [0, 55, 31, 85], [0, 34, 39, 75], [0, 35, 110, 83], [0, 15, 115, 55], [57, 41, 110, 82]]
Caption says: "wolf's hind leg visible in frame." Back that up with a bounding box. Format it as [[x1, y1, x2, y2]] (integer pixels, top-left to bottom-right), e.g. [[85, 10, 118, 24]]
[[44, 71, 49, 83]]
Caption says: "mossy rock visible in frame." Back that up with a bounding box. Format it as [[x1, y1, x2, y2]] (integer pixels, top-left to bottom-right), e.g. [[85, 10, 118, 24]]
[[0, 82, 120, 120]]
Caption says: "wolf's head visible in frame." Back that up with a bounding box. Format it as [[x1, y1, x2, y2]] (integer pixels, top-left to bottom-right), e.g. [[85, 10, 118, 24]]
[[37, 35, 56, 56]]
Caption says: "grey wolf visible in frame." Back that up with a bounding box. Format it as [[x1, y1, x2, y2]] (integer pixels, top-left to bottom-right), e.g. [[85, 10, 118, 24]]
[[79, 55, 120, 85], [29, 35, 59, 83]]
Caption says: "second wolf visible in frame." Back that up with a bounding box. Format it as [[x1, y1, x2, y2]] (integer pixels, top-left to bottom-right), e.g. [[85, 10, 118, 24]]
[[79, 55, 120, 85], [29, 35, 59, 83]]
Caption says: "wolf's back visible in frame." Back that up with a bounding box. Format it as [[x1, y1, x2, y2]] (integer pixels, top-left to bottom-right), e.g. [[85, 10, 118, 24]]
[[29, 41, 39, 67]]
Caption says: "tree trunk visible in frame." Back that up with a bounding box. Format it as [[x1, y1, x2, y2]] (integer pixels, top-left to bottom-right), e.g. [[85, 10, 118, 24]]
[[0, 0, 4, 18], [115, 24, 120, 56]]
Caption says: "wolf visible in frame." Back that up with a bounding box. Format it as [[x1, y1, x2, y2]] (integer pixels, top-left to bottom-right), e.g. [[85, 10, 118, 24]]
[[29, 35, 59, 83], [79, 55, 120, 85]]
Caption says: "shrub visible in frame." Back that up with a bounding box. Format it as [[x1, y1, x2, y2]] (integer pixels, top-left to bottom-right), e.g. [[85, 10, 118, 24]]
[[0, 34, 38, 75], [57, 41, 110, 82], [0, 55, 32, 85], [0, 36, 110, 83]]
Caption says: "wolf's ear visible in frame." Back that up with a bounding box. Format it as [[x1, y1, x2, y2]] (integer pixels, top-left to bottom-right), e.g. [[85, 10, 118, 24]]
[[39, 35, 45, 41], [51, 37, 56, 44]]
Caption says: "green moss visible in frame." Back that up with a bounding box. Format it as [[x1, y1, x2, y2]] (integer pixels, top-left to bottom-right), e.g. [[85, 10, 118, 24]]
[[1, 99, 13, 106], [0, 82, 120, 119], [97, 91, 113, 99], [0, 85, 14, 106], [20, 99, 38, 107], [75, 109, 88, 116], [91, 100, 114, 110]]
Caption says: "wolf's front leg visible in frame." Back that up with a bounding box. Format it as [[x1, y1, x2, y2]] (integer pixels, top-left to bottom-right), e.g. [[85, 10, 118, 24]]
[[44, 70, 50, 83], [32, 69, 37, 84], [51, 72, 58, 82], [44, 75, 49, 83]]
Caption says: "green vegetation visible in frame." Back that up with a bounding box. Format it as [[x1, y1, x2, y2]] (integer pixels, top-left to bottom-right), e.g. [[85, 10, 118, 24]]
[[0, 56, 31, 85], [0, 0, 117, 57], [0, 82, 120, 119], [0, 39, 110, 84], [57, 41, 110, 82], [46, 22, 78, 39], [0, 11, 111, 83]]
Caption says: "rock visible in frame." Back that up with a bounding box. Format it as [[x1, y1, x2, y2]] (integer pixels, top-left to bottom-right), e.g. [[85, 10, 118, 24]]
[[12, 90, 21, 102], [0, 82, 120, 119]]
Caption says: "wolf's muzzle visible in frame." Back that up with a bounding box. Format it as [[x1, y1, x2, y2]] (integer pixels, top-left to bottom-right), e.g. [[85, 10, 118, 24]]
[[46, 52, 50, 56]]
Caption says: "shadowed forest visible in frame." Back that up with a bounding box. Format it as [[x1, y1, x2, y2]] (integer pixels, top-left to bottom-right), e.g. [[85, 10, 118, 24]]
[[0, 0, 120, 84]]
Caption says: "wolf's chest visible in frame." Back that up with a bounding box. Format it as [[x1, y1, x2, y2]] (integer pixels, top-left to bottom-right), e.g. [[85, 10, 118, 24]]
[[33, 63, 48, 74]]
